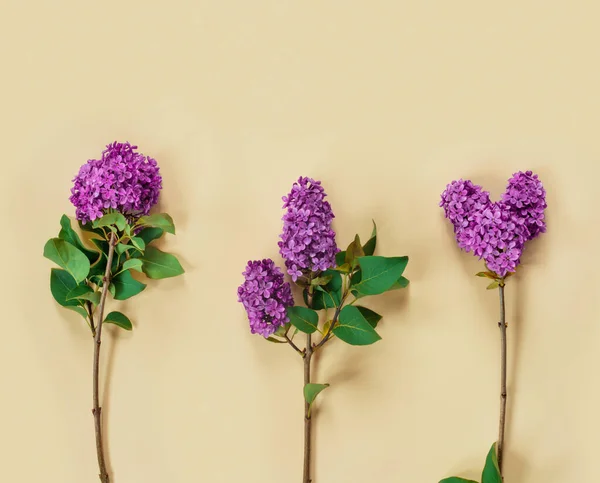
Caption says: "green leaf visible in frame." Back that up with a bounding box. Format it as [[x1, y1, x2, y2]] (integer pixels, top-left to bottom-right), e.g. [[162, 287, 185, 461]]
[[50, 268, 81, 307], [136, 227, 164, 246], [322, 320, 333, 334], [130, 236, 146, 252], [311, 270, 343, 309], [337, 263, 351, 273], [274, 323, 291, 337], [355, 306, 382, 328], [122, 258, 143, 273], [389, 275, 410, 290], [345, 234, 365, 268], [476, 271, 498, 280], [58, 215, 99, 264], [66, 285, 100, 305], [265, 337, 286, 344], [140, 246, 185, 279], [116, 243, 135, 256], [487, 281, 499, 290], [104, 311, 133, 330], [481, 443, 501, 483], [335, 250, 346, 267], [137, 213, 176, 234], [362, 220, 377, 256], [112, 270, 146, 300], [304, 383, 330, 416], [43, 238, 90, 284], [333, 305, 382, 345], [287, 306, 319, 334], [352, 256, 408, 296], [439, 478, 479, 483], [92, 213, 127, 231], [311, 275, 333, 287], [67, 306, 89, 320]]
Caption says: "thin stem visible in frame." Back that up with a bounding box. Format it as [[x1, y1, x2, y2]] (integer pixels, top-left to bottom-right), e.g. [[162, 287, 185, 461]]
[[303, 331, 313, 483], [303, 286, 314, 483], [497, 283, 507, 478], [285, 334, 304, 357], [92, 232, 116, 483]]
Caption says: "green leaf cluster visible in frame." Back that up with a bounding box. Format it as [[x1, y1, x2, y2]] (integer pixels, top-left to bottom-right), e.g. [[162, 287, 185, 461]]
[[440, 443, 501, 483], [44, 213, 184, 334], [277, 221, 409, 348]]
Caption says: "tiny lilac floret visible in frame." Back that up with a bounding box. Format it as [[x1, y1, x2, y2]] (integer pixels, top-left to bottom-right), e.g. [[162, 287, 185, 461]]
[[237, 259, 295, 337], [440, 171, 547, 277], [278, 177, 339, 281], [70, 142, 162, 224]]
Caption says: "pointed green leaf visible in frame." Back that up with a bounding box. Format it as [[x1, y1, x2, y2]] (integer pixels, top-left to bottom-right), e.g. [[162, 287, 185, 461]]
[[311, 275, 333, 287], [352, 256, 408, 296], [111, 270, 146, 300], [355, 306, 382, 328], [104, 311, 132, 330], [92, 213, 127, 231], [122, 258, 144, 273], [487, 281, 499, 290], [362, 220, 377, 256], [333, 305, 382, 345], [67, 306, 89, 320], [136, 227, 164, 246], [66, 285, 100, 305], [265, 337, 286, 344], [481, 443, 501, 483], [439, 478, 478, 483], [287, 306, 319, 334], [137, 213, 176, 234], [140, 246, 184, 279], [335, 250, 346, 267], [389, 275, 410, 290], [116, 243, 135, 256], [50, 268, 81, 307], [130, 236, 146, 252], [58, 215, 99, 264], [345, 234, 365, 268], [476, 271, 498, 280], [44, 238, 90, 284], [304, 383, 330, 416]]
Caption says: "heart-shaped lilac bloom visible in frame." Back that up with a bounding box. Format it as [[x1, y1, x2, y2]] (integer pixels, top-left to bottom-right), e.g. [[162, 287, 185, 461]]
[[440, 171, 546, 277]]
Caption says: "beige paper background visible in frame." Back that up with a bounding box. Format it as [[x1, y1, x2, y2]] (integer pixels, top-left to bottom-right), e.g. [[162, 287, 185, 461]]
[[1, 1, 598, 482]]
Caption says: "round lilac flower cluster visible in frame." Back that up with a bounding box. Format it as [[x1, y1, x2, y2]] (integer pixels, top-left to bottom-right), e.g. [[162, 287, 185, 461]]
[[70, 142, 162, 224], [278, 177, 339, 281], [440, 171, 546, 277], [237, 259, 295, 337]]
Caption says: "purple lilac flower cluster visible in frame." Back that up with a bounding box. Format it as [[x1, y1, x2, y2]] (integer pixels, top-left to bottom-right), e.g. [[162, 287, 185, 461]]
[[237, 259, 295, 337], [440, 171, 546, 277], [278, 177, 339, 281], [70, 142, 162, 224]]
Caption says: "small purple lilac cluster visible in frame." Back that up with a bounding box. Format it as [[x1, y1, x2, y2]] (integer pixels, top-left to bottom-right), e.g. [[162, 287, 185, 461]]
[[70, 142, 162, 224], [278, 177, 338, 281], [440, 171, 546, 277], [237, 259, 295, 337]]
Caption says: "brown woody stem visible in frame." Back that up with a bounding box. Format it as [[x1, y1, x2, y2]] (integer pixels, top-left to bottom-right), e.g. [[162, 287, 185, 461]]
[[303, 332, 313, 483], [92, 231, 116, 483], [497, 283, 507, 478]]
